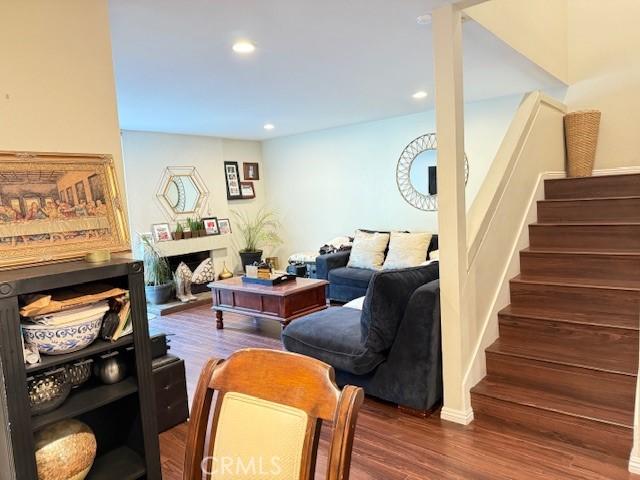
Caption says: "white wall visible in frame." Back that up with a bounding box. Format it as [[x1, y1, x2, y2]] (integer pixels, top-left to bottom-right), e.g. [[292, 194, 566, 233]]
[[0, 0, 126, 215], [465, 0, 569, 84], [565, 0, 640, 170], [121, 130, 265, 271], [262, 95, 521, 260]]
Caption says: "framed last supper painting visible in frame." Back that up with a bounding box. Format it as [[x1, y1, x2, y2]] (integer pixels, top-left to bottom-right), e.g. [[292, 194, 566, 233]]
[[0, 151, 130, 270]]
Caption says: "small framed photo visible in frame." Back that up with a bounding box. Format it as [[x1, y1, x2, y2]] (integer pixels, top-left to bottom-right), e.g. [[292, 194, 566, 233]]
[[240, 181, 256, 199], [202, 217, 220, 235], [243, 162, 260, 180], [218, 218, 232, 235], [152, 223, 172, 242], [224, 161, 243, 200]]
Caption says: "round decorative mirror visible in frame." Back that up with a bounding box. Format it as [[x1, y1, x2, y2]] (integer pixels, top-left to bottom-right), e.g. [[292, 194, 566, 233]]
[[396, 133, 469, 211], [156, 166, 209, 220]]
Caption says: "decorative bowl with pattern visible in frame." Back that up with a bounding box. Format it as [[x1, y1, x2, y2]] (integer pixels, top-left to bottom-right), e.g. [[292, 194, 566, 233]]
[[22, 313, 104, 355], [27, 368, 71, 416]]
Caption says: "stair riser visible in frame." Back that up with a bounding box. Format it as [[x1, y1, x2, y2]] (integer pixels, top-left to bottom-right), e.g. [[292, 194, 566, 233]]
[[545, 175, 640, 200], [485, 352, 636, 412], [537, 198, 640, 223], [529, 224, 640, 252], [520, 251, 640, 283], [499, 315, 638, 352], [510, 281, 640, 318], [472, 394, 633, 458]]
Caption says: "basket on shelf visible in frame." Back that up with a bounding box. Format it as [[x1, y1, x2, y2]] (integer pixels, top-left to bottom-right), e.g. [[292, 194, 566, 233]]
[[564, 110, 601, 177]]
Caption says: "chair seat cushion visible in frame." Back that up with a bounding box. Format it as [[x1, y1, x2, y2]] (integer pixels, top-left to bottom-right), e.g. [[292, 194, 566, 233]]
[[328, 267, 375, 290], [282, 307, 384, 375]]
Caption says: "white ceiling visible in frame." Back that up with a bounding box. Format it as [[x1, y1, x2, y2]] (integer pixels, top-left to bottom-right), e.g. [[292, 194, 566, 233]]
[[109, 0, 563, 140]]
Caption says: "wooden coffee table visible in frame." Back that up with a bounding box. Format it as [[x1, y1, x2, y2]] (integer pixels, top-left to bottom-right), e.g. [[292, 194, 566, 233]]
[[208, 276, 329, 329]]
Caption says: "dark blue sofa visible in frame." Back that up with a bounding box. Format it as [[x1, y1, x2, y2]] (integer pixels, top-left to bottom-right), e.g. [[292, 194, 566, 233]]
[[282, 262, 441, 412], [316, 233, 438, 302]]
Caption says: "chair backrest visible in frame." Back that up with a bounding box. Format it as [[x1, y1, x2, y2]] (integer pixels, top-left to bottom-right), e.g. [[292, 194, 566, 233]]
[[360, 262, 440, 352], [184, 348, 364, 480]]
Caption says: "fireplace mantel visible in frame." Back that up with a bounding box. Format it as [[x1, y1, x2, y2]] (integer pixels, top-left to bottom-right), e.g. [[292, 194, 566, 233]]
[[153, 235, 230, 258]]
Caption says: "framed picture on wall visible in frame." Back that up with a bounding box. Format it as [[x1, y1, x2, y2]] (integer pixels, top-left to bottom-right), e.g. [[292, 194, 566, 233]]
[[243, 162, 260, 180], [218, 218, 232, 235], [152, 223, 172, 242], [0, 151, 130, 269], [224, 161, 243, 200], [202, 217, 220, 235], [240, 181, 255, 199]]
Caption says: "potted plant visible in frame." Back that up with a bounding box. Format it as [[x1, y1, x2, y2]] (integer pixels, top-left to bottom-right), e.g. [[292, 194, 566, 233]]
[[172, 222, 184, 240], [193, 217, 205, 237], [186, 217, 204, 237], [183, 217, 193, 239], [140, 234, 174, 304], [232, 208, 283, 271]]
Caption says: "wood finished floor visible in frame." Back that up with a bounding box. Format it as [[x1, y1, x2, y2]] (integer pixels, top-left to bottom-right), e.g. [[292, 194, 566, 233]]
[[154, 304, 638, 480]]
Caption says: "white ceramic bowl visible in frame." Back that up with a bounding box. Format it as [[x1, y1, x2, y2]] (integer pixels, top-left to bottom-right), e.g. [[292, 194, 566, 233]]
[[22, 313, 104, 355]]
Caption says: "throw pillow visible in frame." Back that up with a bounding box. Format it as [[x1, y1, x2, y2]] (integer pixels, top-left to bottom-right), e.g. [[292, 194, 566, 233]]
[[175, 261, 192, 281], [343, 296, 365, 310], [382, 232, 432, 270], [429, 249, 439, 261], [192, 258, 215, 284], [347, 230, 390, 270]]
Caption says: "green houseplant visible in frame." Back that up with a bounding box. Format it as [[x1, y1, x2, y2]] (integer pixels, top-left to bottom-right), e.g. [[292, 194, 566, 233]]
[[140, 234, 173, 304], [183, 217, 193, 239], [191, 217, 205, 237], [232, 208, 283, 271], [172, 222, 184, 240]]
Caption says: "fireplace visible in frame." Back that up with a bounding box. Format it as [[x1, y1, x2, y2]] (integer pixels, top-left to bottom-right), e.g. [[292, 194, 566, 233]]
[[166, 250, 211, 294]]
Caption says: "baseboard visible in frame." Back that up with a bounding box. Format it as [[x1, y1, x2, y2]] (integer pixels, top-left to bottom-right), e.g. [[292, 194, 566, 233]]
[[593, 166, 640, 176], [440, 406, 474, 425], [629, 451, 640, 474]]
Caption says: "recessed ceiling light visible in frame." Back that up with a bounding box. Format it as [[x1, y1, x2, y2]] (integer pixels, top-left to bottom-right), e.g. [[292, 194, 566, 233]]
[[263, 123, 275, 130], [416, 14, 432, 25], [412, 91, 428, 99], [232, 41, 255, 54]]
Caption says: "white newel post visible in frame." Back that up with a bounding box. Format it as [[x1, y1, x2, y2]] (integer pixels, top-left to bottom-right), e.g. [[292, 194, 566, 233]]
[[432, 4, 473, 424]]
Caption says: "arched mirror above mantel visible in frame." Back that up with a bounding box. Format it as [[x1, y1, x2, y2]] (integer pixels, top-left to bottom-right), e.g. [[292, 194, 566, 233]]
[[396, 133, 469, 211]]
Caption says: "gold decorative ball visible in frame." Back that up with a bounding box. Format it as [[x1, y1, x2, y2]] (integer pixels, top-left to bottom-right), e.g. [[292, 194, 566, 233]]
[[35, 419, 97, 480]]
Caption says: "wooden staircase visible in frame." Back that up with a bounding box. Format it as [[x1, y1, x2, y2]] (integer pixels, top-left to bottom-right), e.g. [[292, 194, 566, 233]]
[[471, 173, 640, 460]]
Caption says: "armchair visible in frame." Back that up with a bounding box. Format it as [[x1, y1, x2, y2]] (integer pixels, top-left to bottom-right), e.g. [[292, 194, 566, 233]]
[[282, 263, 441, 412]]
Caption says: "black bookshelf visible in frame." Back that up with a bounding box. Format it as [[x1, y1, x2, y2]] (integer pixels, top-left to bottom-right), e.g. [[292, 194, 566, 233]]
[[0, 255, 162, 480]]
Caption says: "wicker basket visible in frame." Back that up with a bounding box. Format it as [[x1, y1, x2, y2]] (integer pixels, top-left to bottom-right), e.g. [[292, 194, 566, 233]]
[[564, 110, 601, 177]]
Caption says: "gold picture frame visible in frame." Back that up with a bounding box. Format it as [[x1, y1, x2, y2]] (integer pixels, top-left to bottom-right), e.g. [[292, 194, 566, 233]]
[[0, 151, 130, 270]]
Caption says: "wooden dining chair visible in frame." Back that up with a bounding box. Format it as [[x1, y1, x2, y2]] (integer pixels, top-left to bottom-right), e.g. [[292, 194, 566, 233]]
[[183, 348, 364, 480]]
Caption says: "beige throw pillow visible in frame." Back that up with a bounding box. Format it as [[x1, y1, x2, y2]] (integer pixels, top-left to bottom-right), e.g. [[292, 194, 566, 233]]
[[347, 230, 390, 270], [382, 232, 433, 270]]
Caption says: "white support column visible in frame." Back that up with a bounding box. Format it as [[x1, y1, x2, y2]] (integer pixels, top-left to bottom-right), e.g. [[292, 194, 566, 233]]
[[432, 3, 472, 425]]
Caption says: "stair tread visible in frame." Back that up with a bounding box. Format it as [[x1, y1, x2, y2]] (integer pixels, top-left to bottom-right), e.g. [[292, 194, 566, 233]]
[[522, 247, 640, 257], [487, 336, 638, 376], [546, 173, 640, 182], [472, 376, 633, 428], [500, 305, 640, 331], [512, 274, 640, 291], [540, 195, 640, 203], [531, 221, 640, 226]]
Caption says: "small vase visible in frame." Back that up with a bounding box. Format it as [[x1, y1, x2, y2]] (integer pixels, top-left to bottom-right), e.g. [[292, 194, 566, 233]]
[[218, 262, 233, 280]]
